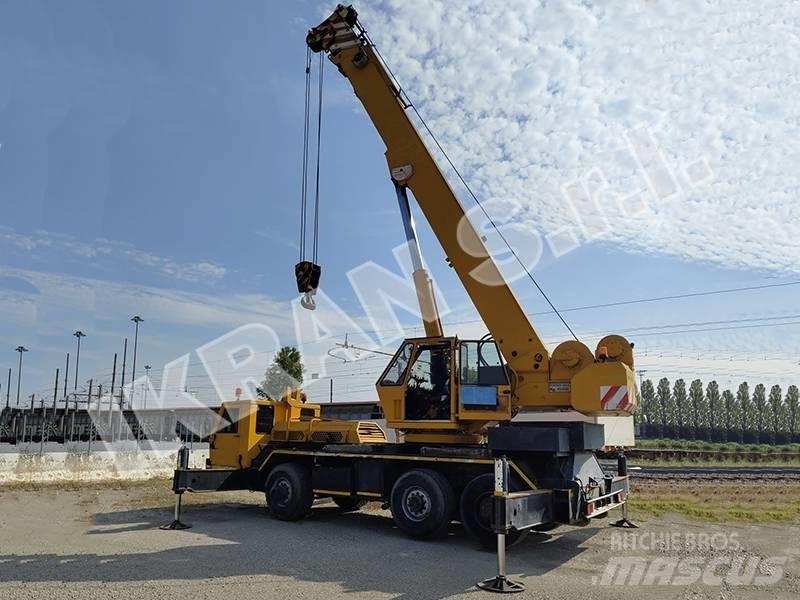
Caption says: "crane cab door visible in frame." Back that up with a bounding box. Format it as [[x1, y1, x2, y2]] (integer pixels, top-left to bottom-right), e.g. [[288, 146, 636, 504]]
[[209, 404, 243, 468], [377, 338, 456, 429], [404, 342, 453, 421]]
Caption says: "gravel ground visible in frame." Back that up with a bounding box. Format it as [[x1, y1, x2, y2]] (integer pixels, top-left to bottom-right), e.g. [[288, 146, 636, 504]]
[[0, 480, 798, 600]]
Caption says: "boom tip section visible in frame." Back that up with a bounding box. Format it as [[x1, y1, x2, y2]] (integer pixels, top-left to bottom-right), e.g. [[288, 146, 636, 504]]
[[307, 4, 359, 53]]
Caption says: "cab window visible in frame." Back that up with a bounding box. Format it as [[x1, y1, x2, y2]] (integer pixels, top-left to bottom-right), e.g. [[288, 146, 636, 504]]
[[216, 407, 239, 434], [460, 341, 508, 385], [255, 404, 274, 434], [380, 342, 413, 386]]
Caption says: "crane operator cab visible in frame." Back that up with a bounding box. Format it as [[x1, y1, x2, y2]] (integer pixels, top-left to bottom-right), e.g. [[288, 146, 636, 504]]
[[376, 336, 513, 443]]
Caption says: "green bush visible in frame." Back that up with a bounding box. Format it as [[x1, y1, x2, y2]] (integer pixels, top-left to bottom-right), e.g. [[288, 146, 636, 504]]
[[633, 439, 800, 455]]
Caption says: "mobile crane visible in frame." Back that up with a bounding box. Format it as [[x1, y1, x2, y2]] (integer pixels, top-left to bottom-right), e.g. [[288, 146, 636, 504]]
[[169, 4, 637, 548]]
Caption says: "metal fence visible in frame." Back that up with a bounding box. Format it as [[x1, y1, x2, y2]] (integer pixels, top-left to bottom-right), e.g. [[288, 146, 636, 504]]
[[0, 402, 382, 447], [0, 406, 216, 446]]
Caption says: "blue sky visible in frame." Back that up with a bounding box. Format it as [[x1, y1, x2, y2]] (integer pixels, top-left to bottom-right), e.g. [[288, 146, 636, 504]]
[[0, 1, 798, 407]]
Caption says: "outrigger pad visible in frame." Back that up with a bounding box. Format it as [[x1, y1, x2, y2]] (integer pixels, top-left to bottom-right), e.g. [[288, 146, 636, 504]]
[[160, 520, 191, 531], [610, 517, 639, 529], [476, 575, 526, 594], [295, 261, 321, 293]]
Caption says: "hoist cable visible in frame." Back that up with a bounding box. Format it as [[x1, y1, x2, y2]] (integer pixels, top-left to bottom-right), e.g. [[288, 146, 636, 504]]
[[361, 25, 580, 343], [312, 52, 324, 264], [299, 47, 312, 262]]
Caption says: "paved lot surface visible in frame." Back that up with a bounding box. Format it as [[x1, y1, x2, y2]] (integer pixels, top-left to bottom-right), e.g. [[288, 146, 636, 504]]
[[0, 481, 798, 599]]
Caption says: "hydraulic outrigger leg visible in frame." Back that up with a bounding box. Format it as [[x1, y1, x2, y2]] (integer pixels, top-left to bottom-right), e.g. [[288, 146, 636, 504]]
[[161, 446, 192, 530], [610, 448, 638, 529], [476, 457, 525, 593]]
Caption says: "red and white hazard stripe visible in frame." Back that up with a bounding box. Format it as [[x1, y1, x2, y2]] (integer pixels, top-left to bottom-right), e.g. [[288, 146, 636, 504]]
[[600, 385, 632, 412]]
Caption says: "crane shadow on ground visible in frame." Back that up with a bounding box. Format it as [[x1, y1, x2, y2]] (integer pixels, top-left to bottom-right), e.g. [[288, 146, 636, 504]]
[[0, 499, 603, 599]]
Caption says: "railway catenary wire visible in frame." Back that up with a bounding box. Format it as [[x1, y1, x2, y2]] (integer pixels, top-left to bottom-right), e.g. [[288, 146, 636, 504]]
[[42, 281, 798, 384], [10, 307, 798, 404]]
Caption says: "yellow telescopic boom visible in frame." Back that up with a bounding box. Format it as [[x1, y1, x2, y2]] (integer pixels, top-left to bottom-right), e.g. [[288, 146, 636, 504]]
[[307, 5, 636, 416]]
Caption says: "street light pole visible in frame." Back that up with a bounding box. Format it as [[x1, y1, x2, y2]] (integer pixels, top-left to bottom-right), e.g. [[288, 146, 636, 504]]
[[131, 316, 143, 407], [63, 353, 70, 406], [15, 346, 28, 407], [144, 365, 151, 410], [73, 331, 86, 392]]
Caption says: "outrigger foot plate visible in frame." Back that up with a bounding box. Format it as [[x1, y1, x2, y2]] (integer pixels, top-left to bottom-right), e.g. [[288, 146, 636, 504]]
[[476, 576, 526, 594], [610, 517, 639, 529], [160, 520, 191, 530]]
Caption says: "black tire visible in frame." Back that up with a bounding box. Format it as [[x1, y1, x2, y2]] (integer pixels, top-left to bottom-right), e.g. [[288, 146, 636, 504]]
[[265, 463, 313, 521], [459, 474, 529, 549], [390, 468, 455, 539], [332, 496, 367, 512]]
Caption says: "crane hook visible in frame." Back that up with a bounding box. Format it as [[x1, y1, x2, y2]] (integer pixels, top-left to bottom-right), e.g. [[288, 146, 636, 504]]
[[301, 289, 318, 311]]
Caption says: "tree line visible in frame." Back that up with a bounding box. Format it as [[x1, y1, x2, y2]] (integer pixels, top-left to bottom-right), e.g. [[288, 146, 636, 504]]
[[637, 378, 800, 444]]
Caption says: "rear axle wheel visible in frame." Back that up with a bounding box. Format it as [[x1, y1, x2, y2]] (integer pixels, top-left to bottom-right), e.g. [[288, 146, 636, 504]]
[[265, 463, 313, 521], [390, 469, 454, 539], [460, 473, 529, 549]]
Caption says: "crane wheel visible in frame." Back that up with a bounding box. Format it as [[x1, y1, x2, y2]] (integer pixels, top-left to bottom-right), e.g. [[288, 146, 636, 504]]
[[332, 496, 367, 512], [460, 474, 529, 550], [265, 463, 313, 521], [390, 468, 454, 539]]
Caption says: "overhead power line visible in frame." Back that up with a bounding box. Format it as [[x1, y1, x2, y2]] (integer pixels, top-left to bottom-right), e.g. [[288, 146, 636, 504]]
[[351, 281, 800, 337], [549, 281, 800, 315]]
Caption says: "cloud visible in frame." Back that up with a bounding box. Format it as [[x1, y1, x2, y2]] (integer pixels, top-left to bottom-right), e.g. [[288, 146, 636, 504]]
[[0, 227, 227, 284], [0, 264, 415, 404], [355, 0, 800, 273], [0, 266, 286, 333]]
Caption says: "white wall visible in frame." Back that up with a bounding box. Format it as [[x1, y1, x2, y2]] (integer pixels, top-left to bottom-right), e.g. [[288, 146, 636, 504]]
[[0, 443, 208, 484]]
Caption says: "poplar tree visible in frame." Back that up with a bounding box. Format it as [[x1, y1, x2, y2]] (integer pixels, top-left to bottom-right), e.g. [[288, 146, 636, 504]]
[[768, 384, 784, 443], [737, 382, 752, 442], [688, 379, 706, 440], [722, 389, 738, 443], [639, 379, 659, 436], [657, 378, 674, 437], [786, 385, 800, 442], [673, 379, 689, 438], [752, 383, 767, 444], [706, 381, 722, 441]]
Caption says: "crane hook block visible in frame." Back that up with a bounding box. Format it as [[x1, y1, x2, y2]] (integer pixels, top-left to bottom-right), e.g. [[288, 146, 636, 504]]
[[295, 261, 321, 293], [295, 261, 321, 310]]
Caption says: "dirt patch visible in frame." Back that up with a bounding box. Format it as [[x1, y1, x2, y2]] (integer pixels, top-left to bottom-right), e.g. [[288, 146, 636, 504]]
[[631, 479, 800, 522], [1, 480, 798, 599]]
